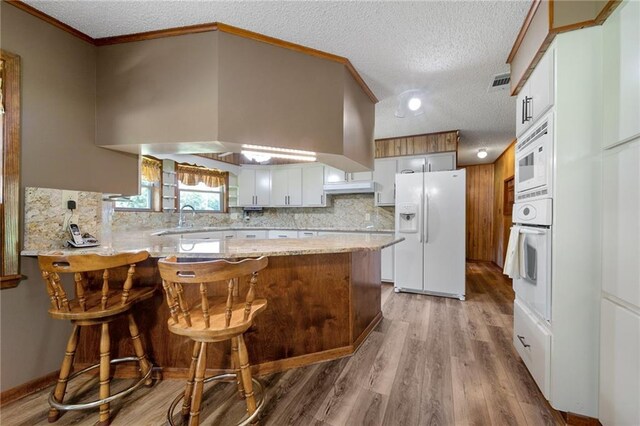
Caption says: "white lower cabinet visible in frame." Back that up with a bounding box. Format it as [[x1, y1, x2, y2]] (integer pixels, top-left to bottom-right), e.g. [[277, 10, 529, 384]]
[[267, 230, 298, 239], [513, 299, 551, 398], [236, 230, 268, 239], [600, 299, 640, 426], [298, 230, 317, 238], [220, 231, 236, 240]]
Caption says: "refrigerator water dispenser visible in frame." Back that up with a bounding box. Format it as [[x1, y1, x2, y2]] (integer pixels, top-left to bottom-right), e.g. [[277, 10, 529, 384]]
[[398, 203, 419, 233]]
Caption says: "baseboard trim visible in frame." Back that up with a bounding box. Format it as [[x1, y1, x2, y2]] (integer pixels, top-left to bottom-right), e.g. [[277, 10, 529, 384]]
[[561, 411, 602, 426], [0, 370, 59, 407]]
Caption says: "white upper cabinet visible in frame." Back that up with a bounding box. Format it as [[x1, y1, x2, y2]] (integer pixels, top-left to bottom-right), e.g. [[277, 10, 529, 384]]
[[302, 165, 326, 207], [516, 47, 555, 137], [426, 152, 456, 172], [602, 0, 640, 148], [270, 167, 302, 207], [397, 157, 425, 173], [373, 158, 397, 206], [238, 168, 271, 207], [324, 166, 348, 184], [349, 171, 374, 181]]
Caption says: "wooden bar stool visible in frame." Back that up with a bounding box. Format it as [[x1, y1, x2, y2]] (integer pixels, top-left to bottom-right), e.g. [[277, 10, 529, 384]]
[[157, 256, 269, 426], [37, 251, 155, 425]]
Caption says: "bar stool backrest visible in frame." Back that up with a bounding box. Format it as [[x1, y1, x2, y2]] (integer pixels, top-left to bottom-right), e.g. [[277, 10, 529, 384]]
[[38, 251, 150, 313], [157, 256, 268, 329]]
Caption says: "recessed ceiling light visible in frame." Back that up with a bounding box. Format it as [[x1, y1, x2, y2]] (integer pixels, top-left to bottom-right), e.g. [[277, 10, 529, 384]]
[[477, 149, 488, 159], [408, 97, 422, 111]]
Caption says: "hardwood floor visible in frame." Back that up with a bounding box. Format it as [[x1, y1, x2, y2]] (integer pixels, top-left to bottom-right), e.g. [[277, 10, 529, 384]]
[[0, 262, 565, 426]]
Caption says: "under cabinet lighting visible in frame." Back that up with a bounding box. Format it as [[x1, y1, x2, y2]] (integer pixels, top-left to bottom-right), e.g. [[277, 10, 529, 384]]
[[241, 144, 316, 156]]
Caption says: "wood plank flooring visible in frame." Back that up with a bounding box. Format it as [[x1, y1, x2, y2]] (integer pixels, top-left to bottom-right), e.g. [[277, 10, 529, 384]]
[[0, 262, 565, 426]]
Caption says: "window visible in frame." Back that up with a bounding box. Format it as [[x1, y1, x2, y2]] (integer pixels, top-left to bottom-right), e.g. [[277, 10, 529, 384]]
[[114, 182, 154, 210], [178, 181, 224, 212], [114, 156, 161, 211]]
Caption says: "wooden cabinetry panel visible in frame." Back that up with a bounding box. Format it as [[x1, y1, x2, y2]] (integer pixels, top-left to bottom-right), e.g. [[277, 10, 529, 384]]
[[492, 142, 515, 267], [375, 130, 459, 159], [464, 164, 494, 261]]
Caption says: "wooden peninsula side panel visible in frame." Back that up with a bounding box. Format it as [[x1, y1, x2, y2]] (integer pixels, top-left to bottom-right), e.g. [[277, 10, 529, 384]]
[[74, 250, 382, 377]]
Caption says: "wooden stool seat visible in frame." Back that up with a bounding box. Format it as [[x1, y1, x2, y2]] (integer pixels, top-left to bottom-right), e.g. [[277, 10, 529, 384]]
[[48, 287, 156, 321], [158, 256, 269, 426], [167, 297, 267, 342], [37, 251, 155, 426]]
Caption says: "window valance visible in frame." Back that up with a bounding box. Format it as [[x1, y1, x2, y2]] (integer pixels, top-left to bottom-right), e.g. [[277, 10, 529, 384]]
[[141, 156, 162, 183], [177, 163, 227, 188]]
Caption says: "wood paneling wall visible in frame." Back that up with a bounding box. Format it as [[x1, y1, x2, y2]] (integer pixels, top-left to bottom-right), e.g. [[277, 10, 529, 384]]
[[375, 130, 458, 158], [464, 164, 495, 261], [492, 142, 516, 267]]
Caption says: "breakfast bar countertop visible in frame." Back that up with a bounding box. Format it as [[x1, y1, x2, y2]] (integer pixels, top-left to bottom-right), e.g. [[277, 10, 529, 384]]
[[21, 229, 403, 258]]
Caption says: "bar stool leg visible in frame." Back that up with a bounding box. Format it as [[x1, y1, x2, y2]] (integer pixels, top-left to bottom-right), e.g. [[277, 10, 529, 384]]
[[126, 313, 152, 386], [98, 323, 111, 426], [236, 335, 257, 415], [230, 336, 245, 399], [188, 342, 208, 426], [181, 341, 202, 418], [48, 324, 81, 423]]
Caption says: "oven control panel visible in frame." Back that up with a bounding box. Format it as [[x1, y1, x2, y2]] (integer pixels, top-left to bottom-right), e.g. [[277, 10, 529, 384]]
[[513, 198, 552, 226]]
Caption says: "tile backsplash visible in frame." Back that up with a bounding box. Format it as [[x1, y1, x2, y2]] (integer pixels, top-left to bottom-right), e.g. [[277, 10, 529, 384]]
[[23, 188, 395, 251]]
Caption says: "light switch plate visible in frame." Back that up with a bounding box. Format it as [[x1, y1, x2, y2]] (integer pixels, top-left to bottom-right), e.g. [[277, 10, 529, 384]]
[[61, 190, 79, 210]]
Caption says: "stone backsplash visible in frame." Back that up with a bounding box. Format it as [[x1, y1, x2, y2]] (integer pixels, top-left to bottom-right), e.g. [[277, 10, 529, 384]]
[[23, 187, 103, 251], [112, 193, 395, 231], [23, 188, 395, 252]]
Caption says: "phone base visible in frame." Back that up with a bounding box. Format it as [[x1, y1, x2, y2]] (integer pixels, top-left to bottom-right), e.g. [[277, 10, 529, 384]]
[[66, 240, 100, 248]]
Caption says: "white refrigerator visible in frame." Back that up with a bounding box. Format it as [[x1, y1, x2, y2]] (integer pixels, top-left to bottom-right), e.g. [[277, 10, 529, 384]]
[[394, 169, 466, 299]]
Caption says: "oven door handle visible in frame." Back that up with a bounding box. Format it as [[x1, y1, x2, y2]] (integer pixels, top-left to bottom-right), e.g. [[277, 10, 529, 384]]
[[519, 228, 546, 235]]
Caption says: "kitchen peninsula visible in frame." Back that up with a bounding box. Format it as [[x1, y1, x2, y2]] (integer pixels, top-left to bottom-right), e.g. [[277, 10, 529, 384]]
[[23, 231, 402, 377]]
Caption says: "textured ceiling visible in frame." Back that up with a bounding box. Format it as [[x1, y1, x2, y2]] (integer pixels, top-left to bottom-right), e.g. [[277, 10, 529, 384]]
[[23, 0, 529, 164]]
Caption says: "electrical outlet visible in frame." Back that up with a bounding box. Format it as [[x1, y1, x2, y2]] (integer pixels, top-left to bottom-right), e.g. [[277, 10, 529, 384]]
[[365, 213, 371, 221], [61, 190, 79, 210]]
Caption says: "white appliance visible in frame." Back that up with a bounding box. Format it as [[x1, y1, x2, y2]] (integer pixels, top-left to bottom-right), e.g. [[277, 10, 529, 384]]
[[512, 198, 552, 322], [394, 170, 466, 300], [515, 112, 553, 201]]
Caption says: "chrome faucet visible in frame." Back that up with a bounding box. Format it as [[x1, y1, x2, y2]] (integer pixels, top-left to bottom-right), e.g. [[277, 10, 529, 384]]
[[178, 204, 196, 228]]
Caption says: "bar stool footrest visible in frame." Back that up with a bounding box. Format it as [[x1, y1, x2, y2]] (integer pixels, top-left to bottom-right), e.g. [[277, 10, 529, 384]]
[[167, 373, 266, 426], [48, 356, 153, 412]]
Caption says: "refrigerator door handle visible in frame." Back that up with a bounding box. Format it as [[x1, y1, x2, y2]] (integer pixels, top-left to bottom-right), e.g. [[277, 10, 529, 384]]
[[424, 193, 429, 243], [419, 191, 424, 243]]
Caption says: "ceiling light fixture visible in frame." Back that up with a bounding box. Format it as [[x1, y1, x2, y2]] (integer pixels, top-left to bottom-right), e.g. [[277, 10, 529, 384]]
[[395, 89, 426, 118], [241, 144, 316, 156], [408, 97, 422, 111], [241, 150, 316, 162], [477, 149, 488, 159]]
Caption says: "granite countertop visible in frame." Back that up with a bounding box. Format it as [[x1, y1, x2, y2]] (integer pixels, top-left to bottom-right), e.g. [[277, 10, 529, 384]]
[[150, 226, 394, 236], [22, 229, 403, 259]]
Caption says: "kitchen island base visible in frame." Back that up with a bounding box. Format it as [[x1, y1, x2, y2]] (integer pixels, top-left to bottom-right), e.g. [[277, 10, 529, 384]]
[[73, 250, 382, 377]]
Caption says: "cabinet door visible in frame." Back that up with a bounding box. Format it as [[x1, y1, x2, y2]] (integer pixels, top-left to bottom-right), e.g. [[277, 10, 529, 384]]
[[381, 245, 394, 282], [426, 152, 456, 172], [397, 156, 425, 173], [254, 169, 271, 206], [302, 165, 326, 207], [237, 230, 268, 239], [287, 168, 303, 206], [268, 230, 298, 239], [602, 0, 640, 148], [298, 230, 317, 238], [529, 47, 554, 123], [270, 169, 289, 207], [221, 231, 236, 240], [599, 299, 640, 426], [373, 158, 397, 206], [349, 171, 373, 181], [237, 169, 256, 206], [324, 166, 347, 184]]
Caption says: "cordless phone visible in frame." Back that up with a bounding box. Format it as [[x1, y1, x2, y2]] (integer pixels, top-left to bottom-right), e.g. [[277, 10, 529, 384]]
[[66, 223, 100, 248]]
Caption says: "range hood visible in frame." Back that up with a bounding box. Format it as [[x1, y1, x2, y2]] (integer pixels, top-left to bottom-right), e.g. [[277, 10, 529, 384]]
[[323, 181, 375, 194]]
